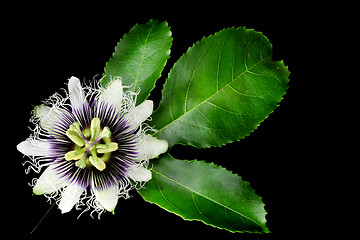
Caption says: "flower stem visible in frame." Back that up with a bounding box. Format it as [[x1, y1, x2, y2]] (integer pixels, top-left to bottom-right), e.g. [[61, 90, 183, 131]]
[[30, 201, 56, 235]]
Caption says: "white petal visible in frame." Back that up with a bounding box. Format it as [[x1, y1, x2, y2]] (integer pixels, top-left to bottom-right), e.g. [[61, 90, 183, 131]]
[[126, 100, 153, 129], [100, 78, 123, 111], [68, 76, 85, 110], [17, 138, 52, 157], [137, 135, 168, 160], [126, 165, 152, 182], [92, 184, 119, 212], [33, 165, 66, 195], [58, 184, 84, 214], [34, 104, 67, 132]]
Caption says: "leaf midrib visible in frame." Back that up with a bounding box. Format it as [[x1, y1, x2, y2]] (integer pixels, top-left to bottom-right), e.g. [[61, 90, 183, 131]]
[[133, 21, 157, 91], [154, 56, 270, 137], [151, 167, 264, 228]]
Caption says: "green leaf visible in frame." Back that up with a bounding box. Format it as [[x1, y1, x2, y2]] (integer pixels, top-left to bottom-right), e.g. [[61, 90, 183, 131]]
[[152, 27, 289, 148], [103, 19, 172, 105], [138, 154, 269, 233]]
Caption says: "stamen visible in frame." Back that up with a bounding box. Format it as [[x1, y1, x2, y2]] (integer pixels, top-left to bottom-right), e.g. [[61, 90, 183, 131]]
[[82, 128, 91, 138], [89, 150, 106, 171], [68, 122, 89, 145], [65, 148, 86, 160], [90, 127, 111, 148], [65, 118, 119, 171], [66, 130, 85, 147], [90, 118, 101, 141], [75, 157, 87, 169], [69, 121, 81, 133], [96, 142, 118, 153]]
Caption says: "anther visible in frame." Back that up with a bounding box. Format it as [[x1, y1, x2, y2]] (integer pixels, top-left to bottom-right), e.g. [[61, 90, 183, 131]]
[[65, 118, 118, 171], [65, 147, 86, 160], [69, 121, 82, 133], [96, 142, 118, 153], [89, 150, 106, 171], [66, 130, 85, 147], [90, 118, 101, 141]]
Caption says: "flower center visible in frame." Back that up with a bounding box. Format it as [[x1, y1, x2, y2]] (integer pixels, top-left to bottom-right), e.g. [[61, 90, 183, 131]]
[[64, 118, 118, 171]]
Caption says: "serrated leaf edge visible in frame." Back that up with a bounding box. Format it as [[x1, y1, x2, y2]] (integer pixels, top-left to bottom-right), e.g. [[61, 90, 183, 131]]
[[140, 154, 270, 234], [102, 19, 173, 104], [152, 26, 289, 149]]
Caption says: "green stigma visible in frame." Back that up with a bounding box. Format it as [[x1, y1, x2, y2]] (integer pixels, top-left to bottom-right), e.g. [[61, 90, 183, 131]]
[[65, 118, 118, 171]]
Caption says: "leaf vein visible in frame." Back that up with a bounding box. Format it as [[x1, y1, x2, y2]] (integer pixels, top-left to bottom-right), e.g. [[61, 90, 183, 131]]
[[228, 84, 259, 97], [133, 21, 157, 90], [178, 118, 237, 131], [155, 57, 270, 136], [216, 39, 226, 91], [205, 100, 246, 116], [192, 193, 210, 220], [184, 45, 210, 113], [152, 168, 263, 228], [243, 35, 262, 70], [224, 208, 236, 228], [155, 171, 182, 212]]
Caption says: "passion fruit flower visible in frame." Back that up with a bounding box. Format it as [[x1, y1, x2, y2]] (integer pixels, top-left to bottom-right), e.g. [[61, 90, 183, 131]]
[[17, 76, 168, 215]]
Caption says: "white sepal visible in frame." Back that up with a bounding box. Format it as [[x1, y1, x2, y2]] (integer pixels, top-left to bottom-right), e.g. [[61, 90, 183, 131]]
[[137, 134, 168, 160], [99, 78, 123, 112], [68, 76, 86, 110], [17, 139, 53, 157], [92, 184, 119, 213], [126, 164, 152, 182], [34, 104, 67, 133], [58, 184, 84, 214], [126, 100, 153, 130], [33, 164, 66, 195]]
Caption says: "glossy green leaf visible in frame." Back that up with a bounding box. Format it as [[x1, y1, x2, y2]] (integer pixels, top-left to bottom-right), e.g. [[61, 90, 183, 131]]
[[138, 154, 269, 233], [103, 19, 172, 105], [152, 27, 289, 148]]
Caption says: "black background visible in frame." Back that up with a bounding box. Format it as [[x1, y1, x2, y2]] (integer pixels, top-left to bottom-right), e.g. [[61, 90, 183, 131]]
[[7, 3, 332, 239]]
